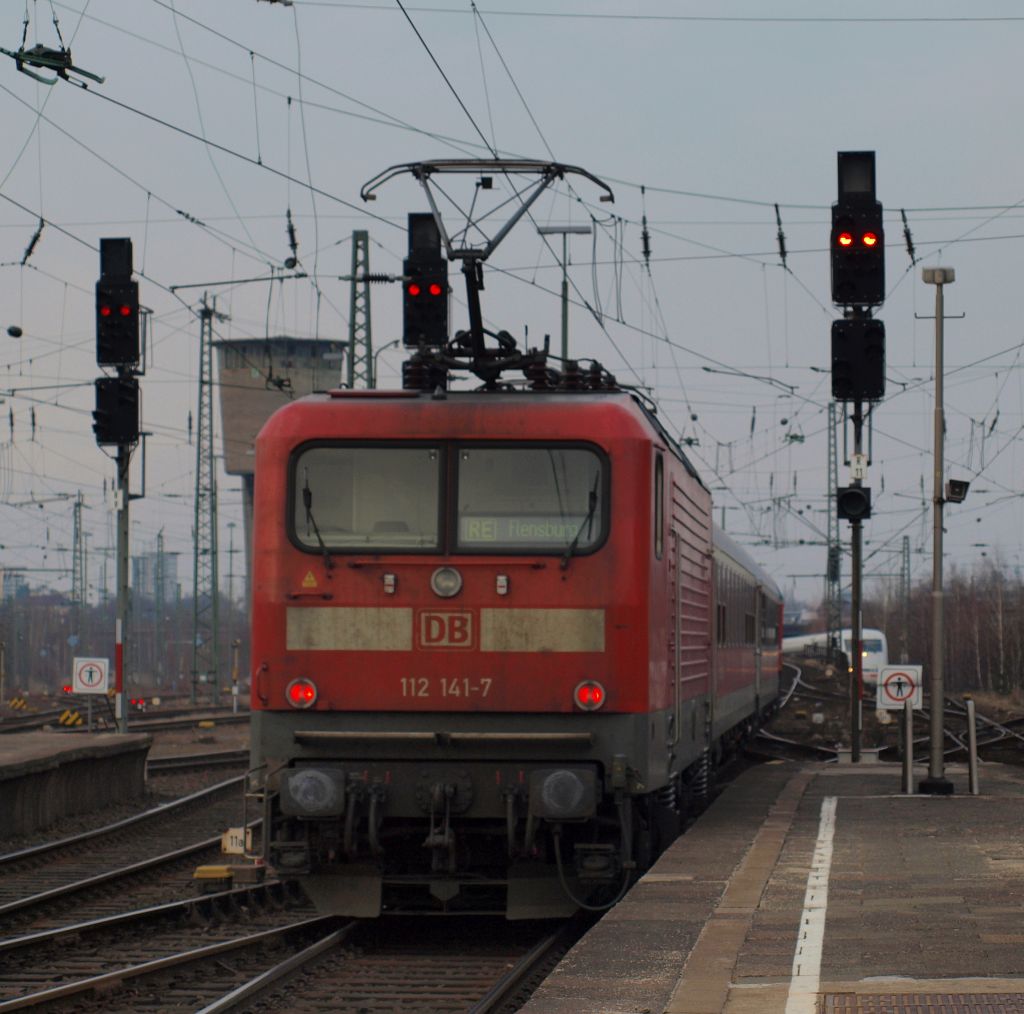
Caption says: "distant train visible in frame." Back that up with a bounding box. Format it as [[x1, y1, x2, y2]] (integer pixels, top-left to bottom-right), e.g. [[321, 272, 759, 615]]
[[782, 627, 889, 685], [248, 382, 784, 919]]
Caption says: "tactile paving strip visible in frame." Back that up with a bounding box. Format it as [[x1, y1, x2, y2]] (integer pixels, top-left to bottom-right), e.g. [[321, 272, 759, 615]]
[[821, 995, 1024, 1013]]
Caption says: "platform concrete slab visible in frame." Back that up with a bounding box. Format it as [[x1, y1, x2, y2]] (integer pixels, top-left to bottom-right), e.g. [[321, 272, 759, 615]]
[[0, 731, 151, 838], [521, 761, 1024, 1014]]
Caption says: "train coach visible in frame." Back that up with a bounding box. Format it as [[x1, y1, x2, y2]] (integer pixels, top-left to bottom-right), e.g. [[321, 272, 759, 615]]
[[248, 380, 783, 919]]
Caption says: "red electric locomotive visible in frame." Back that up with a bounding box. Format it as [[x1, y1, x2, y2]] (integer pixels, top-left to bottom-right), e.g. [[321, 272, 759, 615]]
[[249, 386, 782, 918], [247, 159, 782, 919]]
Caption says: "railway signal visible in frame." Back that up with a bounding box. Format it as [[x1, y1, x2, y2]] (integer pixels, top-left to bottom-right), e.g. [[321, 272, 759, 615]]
[[831, 152, 885, 308], [93, 236, 144, 735], [828, 153, 886, 766], [92, 376, 139, 445], [96, 238, 139, 366], [403, 265, 448, 346], [402, 213, 448, 346], [831, 318, 885, 401], [96, 279, 139, 365], [836, 485, 871, 521]]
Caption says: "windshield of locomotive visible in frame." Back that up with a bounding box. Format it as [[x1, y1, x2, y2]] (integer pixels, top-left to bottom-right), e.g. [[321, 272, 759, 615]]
[[456, 446, 604, 553], [293, 446, 441, 550]]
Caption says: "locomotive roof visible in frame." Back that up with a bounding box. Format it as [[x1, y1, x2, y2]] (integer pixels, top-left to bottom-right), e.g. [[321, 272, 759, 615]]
[[277, 386, 707, 491]]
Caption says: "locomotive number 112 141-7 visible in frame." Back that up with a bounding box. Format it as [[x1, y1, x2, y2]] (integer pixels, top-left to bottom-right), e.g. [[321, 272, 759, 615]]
[[399, 676, 494, 698]]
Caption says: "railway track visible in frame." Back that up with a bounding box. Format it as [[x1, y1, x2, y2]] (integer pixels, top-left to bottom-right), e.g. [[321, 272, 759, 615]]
[[775, 656, 1024, 767], [0, 899, 582, 1012], [0, 776, 249, 934], [0, 914, 340, 1012], [0, 881, 312, 1008], [211, 915, 582, 1014], [147, 749, 250, 775], [0, 705, 249, 735]]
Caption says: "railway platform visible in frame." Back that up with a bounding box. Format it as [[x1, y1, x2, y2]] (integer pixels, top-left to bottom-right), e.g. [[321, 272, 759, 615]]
[[522, 759, 1024, 1014], [0, 731, 151, 838]]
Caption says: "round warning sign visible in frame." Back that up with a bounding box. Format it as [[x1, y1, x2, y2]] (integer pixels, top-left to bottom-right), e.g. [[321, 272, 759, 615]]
[[877, 665, 923, 710], [72, 656, 110, 695]]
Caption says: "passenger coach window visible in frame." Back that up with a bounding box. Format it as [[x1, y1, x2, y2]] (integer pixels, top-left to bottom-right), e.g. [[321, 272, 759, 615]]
[[456, 446, 605, 553], [292, 445, 441, 550]]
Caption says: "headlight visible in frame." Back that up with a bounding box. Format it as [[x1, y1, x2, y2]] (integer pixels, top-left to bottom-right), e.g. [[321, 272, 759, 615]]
[[280, 767, 346, 817], [529, 767, 597, 819], [430, 566, 463, 598]]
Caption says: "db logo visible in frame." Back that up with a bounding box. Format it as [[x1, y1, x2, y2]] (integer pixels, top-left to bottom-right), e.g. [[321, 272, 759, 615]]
[[418, 610, 475, 650]]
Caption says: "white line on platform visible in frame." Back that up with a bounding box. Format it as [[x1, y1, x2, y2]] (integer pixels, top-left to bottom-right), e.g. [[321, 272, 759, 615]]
[[784, 795, 837, 1014]]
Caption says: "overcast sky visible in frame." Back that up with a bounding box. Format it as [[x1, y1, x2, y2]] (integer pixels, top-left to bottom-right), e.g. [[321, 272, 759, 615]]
[[1, 0, 1022, 612]]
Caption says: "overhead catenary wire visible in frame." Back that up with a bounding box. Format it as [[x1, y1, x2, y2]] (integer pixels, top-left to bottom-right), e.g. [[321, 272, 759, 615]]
[[0, 2, 1019, 603], [394, 0, 498, 157]]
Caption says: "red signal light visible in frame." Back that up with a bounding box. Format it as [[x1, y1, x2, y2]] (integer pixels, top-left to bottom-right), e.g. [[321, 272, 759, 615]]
[[573, 680, 606, 711], [862, 232, 878, 247], [408, 283, 422, 297], [99, 305, 113, 318], [428, 282, 443, 296], [62, 684, 72, 694], [119, 304, 132, 317], [837, 232, 853, 248], [286, 677, 318, 709]]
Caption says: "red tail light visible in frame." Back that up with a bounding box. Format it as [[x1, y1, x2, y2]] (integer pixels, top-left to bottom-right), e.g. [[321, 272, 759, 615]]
[[286, 677, 317, 709], [573, 680, 605, 711]]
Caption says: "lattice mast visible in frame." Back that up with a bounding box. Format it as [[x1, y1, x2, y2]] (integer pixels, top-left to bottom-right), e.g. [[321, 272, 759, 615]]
[[825, 402, 842, 658], [71, 490, 85, 641], [191, 297, 220, 703], [898, 534, 911, 663], [155, 529, 166, 687], [347, 230, 373, 388]]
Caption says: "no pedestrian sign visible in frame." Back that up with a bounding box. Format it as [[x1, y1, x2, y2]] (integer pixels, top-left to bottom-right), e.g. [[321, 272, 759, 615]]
[[876, 665, 923, 710], [72, 657, 110, 695]]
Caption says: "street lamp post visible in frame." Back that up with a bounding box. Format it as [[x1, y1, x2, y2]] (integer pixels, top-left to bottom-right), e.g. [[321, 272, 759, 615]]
[[920, 266, 956, 795], [537, 225, 592, 361]]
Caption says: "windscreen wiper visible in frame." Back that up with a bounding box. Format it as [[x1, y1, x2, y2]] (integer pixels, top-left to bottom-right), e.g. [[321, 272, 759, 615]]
[[560, 472, 600, 571], [302, 475, 335, 571]]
